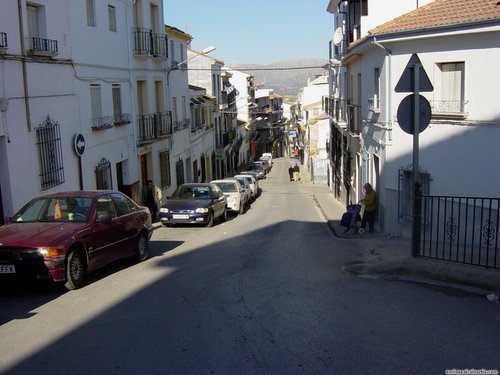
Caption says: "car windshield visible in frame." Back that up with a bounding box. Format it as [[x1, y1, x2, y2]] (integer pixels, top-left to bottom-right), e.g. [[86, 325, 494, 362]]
[[12, 196, 93, 223], [172, 186, 212, 199], [214, 182, 238, 192]]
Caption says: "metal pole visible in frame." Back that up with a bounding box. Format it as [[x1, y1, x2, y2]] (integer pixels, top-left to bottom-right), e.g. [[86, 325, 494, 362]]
[[78, 156, 83, 190], [412, 64, 421, 257]]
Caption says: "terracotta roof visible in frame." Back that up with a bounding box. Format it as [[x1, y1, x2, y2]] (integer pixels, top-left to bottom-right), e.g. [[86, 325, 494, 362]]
[[369, 0, 500, 35]]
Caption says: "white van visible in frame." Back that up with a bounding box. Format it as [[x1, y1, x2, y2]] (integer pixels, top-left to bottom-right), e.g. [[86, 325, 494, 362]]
[[261, 152, 273, 164]]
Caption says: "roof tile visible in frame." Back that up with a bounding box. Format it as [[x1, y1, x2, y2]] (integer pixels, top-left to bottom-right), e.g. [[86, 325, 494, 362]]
[[369, 0, 500, 35]]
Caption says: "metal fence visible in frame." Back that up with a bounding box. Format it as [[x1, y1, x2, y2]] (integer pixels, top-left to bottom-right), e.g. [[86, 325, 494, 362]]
[[420, 195, 499, 269]]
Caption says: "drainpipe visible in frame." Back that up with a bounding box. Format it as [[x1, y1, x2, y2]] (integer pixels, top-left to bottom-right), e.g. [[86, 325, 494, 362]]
[[18, 0, 31, 132], [372, 37, 392, 143]]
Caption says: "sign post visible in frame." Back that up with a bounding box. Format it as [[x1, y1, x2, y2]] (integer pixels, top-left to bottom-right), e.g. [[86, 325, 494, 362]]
[[395, 54, 433, 257], [73, 133, 85, 190]]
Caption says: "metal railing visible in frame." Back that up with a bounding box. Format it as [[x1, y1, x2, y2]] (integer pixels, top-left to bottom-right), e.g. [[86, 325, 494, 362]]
[[132, 28, 167, 57], [26, 37, 58, 54], [430, 100, 468, 114], [136, 112, 173, 144], [420, 195, 499, 269], [113, 113, 132, 126], [91, 115, 113, 130], [0, 32, 7, 48]]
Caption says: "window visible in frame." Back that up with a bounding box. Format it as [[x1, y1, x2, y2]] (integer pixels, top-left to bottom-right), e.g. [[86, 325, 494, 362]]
[[436, 62, 465, 113], [36, 118, 65, 190], [176, 159, 185, 187], [159, 150, 171, 189], [137, 80, 146, 115], [172, 96, 177, 126], [108, 5, 116, 32], [372, 67, 380, 110], [112, 84, 122, 122], [155, 81, 164, 113], [95, 158, 112, 190], [86, 0, 95, 27], [90, 84, 103, 128], [170, 40, 176, 67], [111, 193, 132, 216]]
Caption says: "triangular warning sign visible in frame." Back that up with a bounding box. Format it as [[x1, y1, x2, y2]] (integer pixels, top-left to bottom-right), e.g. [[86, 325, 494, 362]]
[[395, 53, 433, 93]]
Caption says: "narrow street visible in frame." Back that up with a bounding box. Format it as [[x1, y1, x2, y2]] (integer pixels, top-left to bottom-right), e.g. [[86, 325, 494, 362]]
[[1, 158, 499, 374]]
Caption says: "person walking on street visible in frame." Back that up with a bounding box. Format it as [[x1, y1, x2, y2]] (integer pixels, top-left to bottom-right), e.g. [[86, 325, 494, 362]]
[[144, 180, 162, 222], [293, 163, 300, 182], [360, 183, 376, 233], [288, 165, 294, 181]]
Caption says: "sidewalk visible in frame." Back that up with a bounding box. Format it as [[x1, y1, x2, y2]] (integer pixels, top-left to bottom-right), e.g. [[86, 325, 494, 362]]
[[297, 161, 500, 295]]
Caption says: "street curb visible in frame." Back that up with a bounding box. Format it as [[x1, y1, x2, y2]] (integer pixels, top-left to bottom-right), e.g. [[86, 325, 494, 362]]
[[313, 193, 500, 292], [342, 256, 500, 292]]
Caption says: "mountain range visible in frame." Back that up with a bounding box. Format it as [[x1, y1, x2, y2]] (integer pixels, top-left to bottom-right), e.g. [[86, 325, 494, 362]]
[[233, 59, 329, 97]]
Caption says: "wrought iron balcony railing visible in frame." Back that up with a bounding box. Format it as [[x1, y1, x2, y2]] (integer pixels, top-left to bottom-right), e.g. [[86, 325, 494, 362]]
[[0, 32, 7, 49], [156, 111, 173, 136], [136, 112, 173, 144], [347, 104, 362, 134], [91, 115, 114, 130], [430, 100, 468, 119], [26, 36, 58, 56], [132, 28, 167, 57], [113, 113, 132, 126]]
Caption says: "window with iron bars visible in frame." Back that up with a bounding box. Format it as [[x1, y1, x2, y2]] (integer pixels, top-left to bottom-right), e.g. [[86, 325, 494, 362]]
[[95, 158, 113, 190], [176, 159, 185, 187], [36, 118, 64, 190], [398, 168, 431, 221], [159, 150, 171, 189]]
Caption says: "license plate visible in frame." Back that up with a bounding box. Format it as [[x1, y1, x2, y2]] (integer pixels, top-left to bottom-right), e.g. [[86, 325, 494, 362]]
[[0, 265, 15, 274], [173, 214, 190, 220]]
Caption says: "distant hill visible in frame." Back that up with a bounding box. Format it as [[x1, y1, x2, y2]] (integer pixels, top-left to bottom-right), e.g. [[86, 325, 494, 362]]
[[233, 59, 329, 96]]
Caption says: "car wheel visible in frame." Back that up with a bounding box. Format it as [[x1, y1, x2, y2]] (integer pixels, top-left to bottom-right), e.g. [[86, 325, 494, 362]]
[[206, 212, 214, 227], [65, 249, 86, 290], [135, 232, 149, 262]]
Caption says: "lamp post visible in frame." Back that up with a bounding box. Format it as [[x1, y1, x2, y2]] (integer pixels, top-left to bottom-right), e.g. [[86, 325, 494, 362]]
[[167, 46, 216, 83]]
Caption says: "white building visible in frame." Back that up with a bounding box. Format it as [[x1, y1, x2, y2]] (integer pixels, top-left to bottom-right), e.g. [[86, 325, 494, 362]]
[[296, 74, 330, 183], [327, 0, 500, 237], [0, 0, 169, 220], [228, 69, 257, 168]]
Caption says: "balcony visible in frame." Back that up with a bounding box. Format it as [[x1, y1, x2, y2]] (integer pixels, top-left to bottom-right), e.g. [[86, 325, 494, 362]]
[[0, 32, 7, 52], [156, 111, 173, 136], [26, 36, 58, 56], [132, 28, 168, 57], [347, 104, 362, 135], [136, 112, 173, 144], [91, 115, 113, 131], [430, 100, 468, 120], [113, 113, 132, 126]]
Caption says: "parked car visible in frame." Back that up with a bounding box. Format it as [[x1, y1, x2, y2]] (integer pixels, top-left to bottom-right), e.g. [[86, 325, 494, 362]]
[[0, 190, 153, 290], [248, 162, 267, 178], [239, 171, 261, 195], [210, 179, 246, 215], [261, 152, 273, 164], [159, 183, 227, 227], [259, 156, 273, 169], [234, 174, 257, 202], [229, 176, 252, 207], [252, 160, 270, 174]]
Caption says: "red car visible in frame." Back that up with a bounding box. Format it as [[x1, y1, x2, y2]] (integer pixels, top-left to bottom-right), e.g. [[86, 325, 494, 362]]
[[0, 191, 153, 290]]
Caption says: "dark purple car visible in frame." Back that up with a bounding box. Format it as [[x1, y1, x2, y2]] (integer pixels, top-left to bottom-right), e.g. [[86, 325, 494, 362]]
[[159, 183, 227, 227], [0, 191, 153, 290]]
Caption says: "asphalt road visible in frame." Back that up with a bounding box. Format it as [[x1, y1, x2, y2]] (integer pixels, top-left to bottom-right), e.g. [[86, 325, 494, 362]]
[[1, 158, 499, 374]]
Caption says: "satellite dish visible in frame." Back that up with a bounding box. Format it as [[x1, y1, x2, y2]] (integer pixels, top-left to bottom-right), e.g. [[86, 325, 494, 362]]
[[333, 27, 343, 46]]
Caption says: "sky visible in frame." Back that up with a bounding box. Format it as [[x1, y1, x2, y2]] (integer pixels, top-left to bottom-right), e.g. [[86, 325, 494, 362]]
[[163, 1, 333, 67]]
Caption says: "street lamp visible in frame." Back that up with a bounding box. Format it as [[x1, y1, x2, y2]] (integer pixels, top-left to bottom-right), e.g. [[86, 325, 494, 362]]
[[167, 46, 216, 83]]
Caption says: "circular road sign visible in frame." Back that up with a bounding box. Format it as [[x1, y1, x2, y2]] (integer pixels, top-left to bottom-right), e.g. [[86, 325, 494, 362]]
[[396, 94, 431, 135], [74, 133, 85, 156]]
